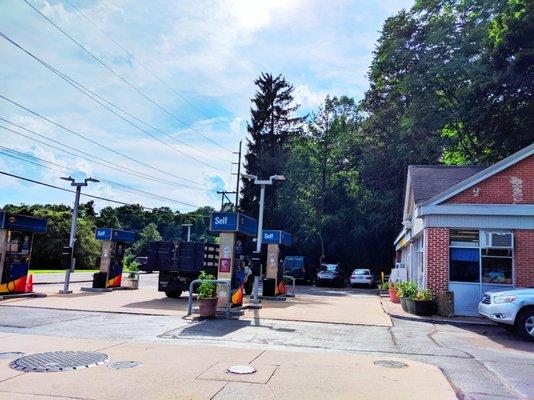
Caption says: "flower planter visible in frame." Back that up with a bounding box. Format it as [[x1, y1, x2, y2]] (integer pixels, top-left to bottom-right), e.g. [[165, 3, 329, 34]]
[[123, 276, 139, 290], [400, 297, 409, 312], [389, 288, 400, 303], [406, 297, 415, 314], [198, 297, 219, 317], [413, 300, 434, 316]]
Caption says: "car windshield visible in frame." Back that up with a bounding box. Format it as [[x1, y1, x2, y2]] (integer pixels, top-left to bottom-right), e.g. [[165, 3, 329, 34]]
[[353, 269, 370, 275], [321, 264, 337, 272]]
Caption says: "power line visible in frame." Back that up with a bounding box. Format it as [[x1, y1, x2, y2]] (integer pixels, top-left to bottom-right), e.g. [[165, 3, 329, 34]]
[[0, 93, 207, 188], [0, 147, 202, 208], [24, 0, 234, 153], [0, 31, 232, 171], [0, 169, 154, 210], [62, 0, 217, 122], [0, 120, 204, 190]]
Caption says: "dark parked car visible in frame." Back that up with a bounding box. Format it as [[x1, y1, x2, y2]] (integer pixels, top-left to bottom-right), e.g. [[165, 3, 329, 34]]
[[283, 256, 313, 284], [316, 264, 344, 287]]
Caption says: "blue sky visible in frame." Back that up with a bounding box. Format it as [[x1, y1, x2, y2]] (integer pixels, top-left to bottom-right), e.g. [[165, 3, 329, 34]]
[[0, 0, 412, 212]]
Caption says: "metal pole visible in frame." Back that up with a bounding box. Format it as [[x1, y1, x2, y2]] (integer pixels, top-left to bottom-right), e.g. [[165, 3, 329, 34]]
[[251, 184, 266, 305], [187, 225, 191, 242], [61, 184, 81, 294]]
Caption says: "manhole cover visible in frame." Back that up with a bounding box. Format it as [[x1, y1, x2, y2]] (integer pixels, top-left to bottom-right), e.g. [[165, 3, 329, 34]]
[[0, 352, 25, 359], [9, 351, 110, 372], [107, 361, 142, 370], [373, 360, 408, 369], [227, 365, 256, 375]]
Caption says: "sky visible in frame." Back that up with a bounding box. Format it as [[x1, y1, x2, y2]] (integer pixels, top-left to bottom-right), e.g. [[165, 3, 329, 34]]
[[0, 0, 413, 212]]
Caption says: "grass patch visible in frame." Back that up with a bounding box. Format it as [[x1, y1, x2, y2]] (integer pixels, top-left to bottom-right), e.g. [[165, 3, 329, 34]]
[[29, 269, 99, 274]]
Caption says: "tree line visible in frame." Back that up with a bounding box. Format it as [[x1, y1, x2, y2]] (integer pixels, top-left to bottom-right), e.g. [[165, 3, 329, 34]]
[[240, 0, 533, 273], [2, 0, 532, 273]]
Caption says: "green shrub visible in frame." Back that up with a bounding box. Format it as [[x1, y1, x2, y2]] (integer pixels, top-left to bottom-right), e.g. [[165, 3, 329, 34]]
[[398, 280, 417, 298], [122, 253, 140, 278], [198, 271, 217, 299], [414, 289, 433, 301], [381, 280, 389, 290]]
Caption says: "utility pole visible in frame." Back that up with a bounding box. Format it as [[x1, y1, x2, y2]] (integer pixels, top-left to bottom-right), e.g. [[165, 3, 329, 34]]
[[60, 176, 99, 294], [216, 190, 236, 211], [181, 224, 193, 242], [232, 141, 242, 211]]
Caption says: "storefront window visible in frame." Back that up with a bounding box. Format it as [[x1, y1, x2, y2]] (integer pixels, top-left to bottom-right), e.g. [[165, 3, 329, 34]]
[[450, 248, 479, 282], [482, 257, 512, 284]]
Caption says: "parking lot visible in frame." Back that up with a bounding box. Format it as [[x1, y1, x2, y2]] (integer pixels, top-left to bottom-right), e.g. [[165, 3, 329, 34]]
[[1, 273, 533, 399]]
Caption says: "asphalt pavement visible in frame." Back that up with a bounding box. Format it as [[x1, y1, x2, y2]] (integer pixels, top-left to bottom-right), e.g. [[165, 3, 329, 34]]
[[2, 281, 532, 399]]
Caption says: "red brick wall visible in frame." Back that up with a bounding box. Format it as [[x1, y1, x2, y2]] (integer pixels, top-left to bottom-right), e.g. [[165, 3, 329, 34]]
[[515, 230, 534, 287], [446, 155, 533, 204], [425, 228, 449, 293]]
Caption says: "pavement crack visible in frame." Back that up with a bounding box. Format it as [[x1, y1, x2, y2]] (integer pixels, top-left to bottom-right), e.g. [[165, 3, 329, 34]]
[[249, 349, 266, 363], [210, 382, 228, 399], [0, 390, 93, 400]]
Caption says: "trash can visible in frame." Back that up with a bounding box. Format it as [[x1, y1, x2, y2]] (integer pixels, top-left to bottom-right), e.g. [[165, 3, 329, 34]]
[[263, 278, 276, 297], [92, 272, 107, 288]]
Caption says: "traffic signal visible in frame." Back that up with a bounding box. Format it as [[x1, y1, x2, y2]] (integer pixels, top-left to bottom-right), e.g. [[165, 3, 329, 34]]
[[61, 246, 73, 269]]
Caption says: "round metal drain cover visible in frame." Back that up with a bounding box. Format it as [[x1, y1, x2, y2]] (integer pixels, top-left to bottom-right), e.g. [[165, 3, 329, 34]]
[[107, 361, 142, 370], [373, 360, 408, 369], [9, 351, 110, 372], [227, 365, 256, 375], [0, 352, 25, 360]]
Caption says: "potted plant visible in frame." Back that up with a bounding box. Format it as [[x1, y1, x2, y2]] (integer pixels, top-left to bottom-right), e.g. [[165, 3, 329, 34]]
[[197, 271, 218, 317], [412, 289, 434, 316], [398, 281, 418, 313], [389, 281, 400, 303], [122, 253, 140, 289]]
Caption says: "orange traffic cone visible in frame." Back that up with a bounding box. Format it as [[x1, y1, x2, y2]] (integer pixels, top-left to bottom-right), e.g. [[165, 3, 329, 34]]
[[25, 274, 33, 293]]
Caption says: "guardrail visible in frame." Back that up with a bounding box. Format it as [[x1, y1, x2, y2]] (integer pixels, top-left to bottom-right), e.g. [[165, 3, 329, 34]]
[[186, 279, 232, 318], [283, 275, 296, 297]]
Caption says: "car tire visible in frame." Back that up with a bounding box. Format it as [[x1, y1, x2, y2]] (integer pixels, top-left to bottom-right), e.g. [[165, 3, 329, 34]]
[[165, 290, 182, 298], [514, 307, 534, 341]]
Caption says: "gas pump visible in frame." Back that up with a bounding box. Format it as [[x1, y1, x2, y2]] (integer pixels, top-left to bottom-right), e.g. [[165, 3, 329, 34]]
[[92, 228, 136, 289], [0, 211, 47, 294], [209, 212, 257, 308], [262, 230, 292, 296]]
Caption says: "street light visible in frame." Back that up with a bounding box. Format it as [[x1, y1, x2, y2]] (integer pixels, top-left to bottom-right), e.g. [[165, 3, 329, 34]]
[[242, 174, 286, 304], [182, 223, 193, 242], [60, 176, 100, 294]]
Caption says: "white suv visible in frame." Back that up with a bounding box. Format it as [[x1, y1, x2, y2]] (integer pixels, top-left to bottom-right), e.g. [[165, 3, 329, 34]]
[[478, 288, 534, 341]]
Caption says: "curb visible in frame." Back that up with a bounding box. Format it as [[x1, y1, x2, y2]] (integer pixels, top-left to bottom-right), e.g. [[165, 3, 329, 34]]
[[381, 299, 495, 327]]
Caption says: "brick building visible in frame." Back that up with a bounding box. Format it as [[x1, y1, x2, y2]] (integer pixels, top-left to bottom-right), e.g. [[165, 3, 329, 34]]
[[394, 144, 533, 315]]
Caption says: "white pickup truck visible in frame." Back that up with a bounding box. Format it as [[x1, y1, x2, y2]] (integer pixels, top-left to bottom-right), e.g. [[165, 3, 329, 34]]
[[478, 288, 534, 341]]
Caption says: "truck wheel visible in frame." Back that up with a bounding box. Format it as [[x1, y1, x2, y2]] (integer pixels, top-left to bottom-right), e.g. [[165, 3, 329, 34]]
[[165, 290, 182, 298], [515, 307, 534, 341]]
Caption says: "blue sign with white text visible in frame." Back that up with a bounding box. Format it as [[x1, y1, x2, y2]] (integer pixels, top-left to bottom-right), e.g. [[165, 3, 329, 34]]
[[262, 230, 292, 246], [210, 212, 257, 237], [95, 228, 136, 243]]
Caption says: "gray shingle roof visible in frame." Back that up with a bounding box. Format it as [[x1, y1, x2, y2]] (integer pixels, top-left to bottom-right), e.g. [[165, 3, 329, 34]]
[[408, 165, 485, 204]]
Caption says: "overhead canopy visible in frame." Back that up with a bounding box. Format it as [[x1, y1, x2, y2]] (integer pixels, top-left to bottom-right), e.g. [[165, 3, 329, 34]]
[[0, 211, 47, 234], [95, 228, 136, 243], [262, 230, 292, 246], [209, 212, 258, 237]]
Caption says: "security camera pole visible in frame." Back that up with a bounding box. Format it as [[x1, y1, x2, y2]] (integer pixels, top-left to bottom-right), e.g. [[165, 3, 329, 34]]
[[60, 176, 100, 294], [242, 173, 286, 305]]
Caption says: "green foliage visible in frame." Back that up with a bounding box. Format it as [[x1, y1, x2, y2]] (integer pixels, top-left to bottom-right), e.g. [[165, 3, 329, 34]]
[[381, 281, 390, 290], [197, 271, 217, 299], [122, 253, 140, 278], [132, 222, 162, 256], [396, 281, 418, 298], [414, 289, 433, 301]]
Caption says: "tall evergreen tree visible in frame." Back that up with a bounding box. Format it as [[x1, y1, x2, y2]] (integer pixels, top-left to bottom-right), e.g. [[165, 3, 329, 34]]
[[241, 73, 303, 228]]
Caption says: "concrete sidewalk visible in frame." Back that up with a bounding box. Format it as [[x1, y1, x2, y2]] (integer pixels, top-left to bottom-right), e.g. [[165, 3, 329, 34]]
[[0, 332, 456, 400], [1, 287, 392, 326]]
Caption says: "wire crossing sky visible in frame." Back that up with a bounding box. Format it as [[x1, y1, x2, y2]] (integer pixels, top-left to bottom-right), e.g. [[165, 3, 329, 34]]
[[0, 0, 412, 211]]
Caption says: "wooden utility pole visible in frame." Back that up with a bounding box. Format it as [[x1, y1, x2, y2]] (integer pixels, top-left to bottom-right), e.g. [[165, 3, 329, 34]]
[[232, 140, 242, 211]]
